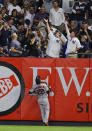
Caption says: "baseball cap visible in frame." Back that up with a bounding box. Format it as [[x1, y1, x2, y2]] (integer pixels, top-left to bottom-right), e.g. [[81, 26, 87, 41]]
[[82, 20, 88, 24], [53, 0, 59, 4]]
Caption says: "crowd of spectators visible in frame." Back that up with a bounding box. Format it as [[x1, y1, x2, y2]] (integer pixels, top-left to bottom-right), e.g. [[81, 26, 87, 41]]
[[0, 0, 92, 58]]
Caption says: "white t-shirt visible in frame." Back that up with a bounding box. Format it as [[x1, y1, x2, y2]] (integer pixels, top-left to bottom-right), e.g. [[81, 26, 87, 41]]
[[65, 34, 81, 55], [8, 4, 21, 15], [49, 8, 65, 26], [46, 31, 62, 58]]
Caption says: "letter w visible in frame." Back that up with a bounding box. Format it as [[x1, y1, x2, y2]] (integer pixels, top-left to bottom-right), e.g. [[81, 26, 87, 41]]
[[56, 67, 90, 96]]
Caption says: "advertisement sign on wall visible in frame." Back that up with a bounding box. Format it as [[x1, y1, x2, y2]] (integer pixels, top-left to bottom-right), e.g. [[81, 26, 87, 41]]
[[0, 58, 92, 121]]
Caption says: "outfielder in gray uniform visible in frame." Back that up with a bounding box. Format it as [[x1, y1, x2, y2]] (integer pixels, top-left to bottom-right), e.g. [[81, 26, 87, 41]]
[[29, 76, 51, 126]]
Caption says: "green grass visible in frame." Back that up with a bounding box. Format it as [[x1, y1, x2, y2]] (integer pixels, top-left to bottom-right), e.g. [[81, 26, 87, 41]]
[[0, 126, 92, 131]]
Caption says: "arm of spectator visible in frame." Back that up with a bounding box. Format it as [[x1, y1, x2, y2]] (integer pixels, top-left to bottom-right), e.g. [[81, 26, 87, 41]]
[[44, 19, 56, 41], [0, 47, 9, 56], [76, 28, 82, 37], [11, 47, 22, 54], [61, 34, 67, 43], [84, 29, 91, 41], [44, 19, 50, 34], [60, 37, 66, 45], [72, 47, 81, 54], [30, 37, 36, 45], [81, 50, 89, 58], [25, 27, 29, 38], [37, 38, 41, 50], [72, 3, 76, 14], [58, 35, 66, 45], [64, 21, 70, 39]]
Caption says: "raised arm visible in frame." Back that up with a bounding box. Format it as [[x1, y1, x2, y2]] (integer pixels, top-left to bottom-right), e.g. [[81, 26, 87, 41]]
[[29, 86, 37, 96], [59, 37, 66, 45], [44, 19, 50, 34], [64, 21, 70, 35], [57, 34, 66, 45], [10, 47, 22, 54]]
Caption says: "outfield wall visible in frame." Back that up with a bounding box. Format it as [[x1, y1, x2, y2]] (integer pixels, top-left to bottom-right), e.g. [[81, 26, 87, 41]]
[[0, 58, 92, 121]]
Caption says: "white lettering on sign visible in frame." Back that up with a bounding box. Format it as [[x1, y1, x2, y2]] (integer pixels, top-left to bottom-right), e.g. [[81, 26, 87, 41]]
[[30, 67, 92, 96], [0, 79, 12, 97], [30, 67, 51, 85], [56, 67, 91, 96]]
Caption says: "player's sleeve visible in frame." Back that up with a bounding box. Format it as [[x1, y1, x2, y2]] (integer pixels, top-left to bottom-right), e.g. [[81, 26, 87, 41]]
[[44, 84, 51, 93], [29, 85, 37, 95]]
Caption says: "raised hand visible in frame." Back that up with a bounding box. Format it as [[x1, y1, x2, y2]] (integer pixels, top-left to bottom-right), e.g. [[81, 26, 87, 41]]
[[64, 20, 68, 25], [44, 19, 48, 23]]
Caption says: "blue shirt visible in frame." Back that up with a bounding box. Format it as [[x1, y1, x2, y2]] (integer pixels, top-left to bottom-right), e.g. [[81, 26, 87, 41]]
[[10, 40, 22, 57]]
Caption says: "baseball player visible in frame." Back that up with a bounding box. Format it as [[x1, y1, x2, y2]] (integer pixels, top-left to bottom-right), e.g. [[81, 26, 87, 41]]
[[29, 76, 51, 126]]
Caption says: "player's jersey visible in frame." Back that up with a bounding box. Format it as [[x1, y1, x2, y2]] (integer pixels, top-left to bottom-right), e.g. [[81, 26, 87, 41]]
[[29, 83, 49, 99]]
